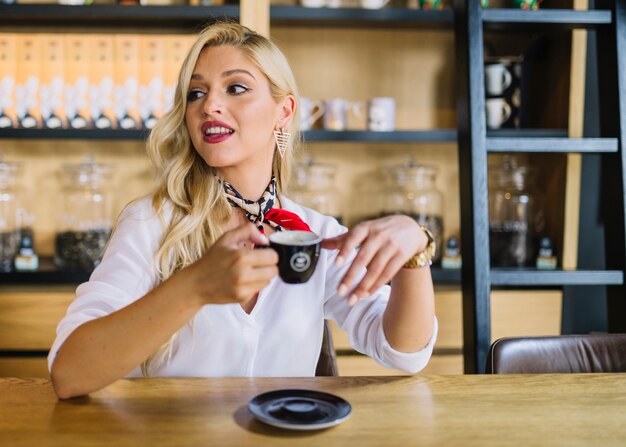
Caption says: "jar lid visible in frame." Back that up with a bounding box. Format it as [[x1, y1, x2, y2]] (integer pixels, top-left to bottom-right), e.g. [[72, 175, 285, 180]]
[[61, 155, 113, 188], [490, 156, 534, 190], [384, 156, 438, 186], [292, 156, 337, 186]]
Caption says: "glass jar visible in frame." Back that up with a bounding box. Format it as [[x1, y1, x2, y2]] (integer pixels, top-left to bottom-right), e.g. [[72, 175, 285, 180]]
[[55, 155, 114, 271], [289, 156, 343, 224], [488, 156, 543, 267], [380, 157, 444, 265], [0, 157, 22, 272]]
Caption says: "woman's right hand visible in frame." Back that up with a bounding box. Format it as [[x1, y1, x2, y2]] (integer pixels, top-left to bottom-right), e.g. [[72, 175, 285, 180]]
[[184, 223, 279, 306]]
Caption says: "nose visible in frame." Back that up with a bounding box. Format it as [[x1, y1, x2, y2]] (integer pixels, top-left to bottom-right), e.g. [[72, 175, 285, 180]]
[[202, 90, 224, 116]]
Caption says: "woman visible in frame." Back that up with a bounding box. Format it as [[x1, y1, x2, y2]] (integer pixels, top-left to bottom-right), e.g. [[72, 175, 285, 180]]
[[49, 22, 437, 399]]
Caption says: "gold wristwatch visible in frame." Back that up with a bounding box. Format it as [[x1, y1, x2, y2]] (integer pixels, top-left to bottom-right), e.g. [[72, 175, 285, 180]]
[[403, 226, 436, 269]]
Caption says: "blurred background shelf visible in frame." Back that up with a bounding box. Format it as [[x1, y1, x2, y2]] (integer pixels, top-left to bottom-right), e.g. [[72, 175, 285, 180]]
[[482, 8, 612, 30], [0, 4, 239, 28], [0, 259, 460, 286], [0, 128, 568, 143], [270, 5, 453, 29]]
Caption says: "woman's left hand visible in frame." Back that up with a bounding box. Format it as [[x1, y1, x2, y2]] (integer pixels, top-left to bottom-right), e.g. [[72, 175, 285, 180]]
[[322, 215, 429, 306]]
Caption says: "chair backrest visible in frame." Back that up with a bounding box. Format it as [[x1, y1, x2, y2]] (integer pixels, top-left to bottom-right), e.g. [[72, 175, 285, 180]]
[[315, 320, 338, 376], [486, 334, 626, 374]]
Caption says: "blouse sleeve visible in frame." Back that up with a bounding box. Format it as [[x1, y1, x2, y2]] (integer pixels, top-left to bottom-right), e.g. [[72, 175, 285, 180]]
[[321, 223, 438, 374], [47, 198, 162, 372]]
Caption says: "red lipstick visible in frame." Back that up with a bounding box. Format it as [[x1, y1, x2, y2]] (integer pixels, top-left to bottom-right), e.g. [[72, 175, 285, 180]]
[[201, 121, 234, 144]]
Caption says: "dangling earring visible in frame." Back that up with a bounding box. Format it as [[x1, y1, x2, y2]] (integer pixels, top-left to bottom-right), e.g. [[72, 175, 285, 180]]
[[273, 127, 290, 158]]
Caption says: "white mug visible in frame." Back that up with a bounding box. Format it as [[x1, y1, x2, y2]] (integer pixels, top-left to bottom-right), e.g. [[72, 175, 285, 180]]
[[299, 97, 326, 131], [485, 98, 512, 129], [359, 0, 390, 8], [485, 63, 513, 97], [323, 99, 362, 131], [368, 97, 395, 131], [300, 0, 325, 7]]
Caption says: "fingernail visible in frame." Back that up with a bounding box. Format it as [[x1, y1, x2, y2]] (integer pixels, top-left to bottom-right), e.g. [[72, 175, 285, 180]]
[[335, 255, 345, 267], [259, 234, 269, 244], [348, 294, 359, 306], [338, 284, 347, 297]]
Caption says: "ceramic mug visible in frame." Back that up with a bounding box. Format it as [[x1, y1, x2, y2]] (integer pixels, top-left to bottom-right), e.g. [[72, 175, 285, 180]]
[[299, 97, 326, 131], [323, 99, 363, 131], [367, 97, 395, 131], [485, 63, 513, 97], [300, 0, 325, 7], [359, 0, 390, 8], [485, 97, 512, 129]]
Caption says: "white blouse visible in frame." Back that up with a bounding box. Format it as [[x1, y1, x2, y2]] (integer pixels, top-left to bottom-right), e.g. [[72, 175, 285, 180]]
[[48, 196, 437, 377]]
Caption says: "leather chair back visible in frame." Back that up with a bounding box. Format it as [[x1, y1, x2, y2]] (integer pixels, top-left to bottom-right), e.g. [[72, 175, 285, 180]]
[[315, 320, 338, 376], [486, 334, 626, 374]]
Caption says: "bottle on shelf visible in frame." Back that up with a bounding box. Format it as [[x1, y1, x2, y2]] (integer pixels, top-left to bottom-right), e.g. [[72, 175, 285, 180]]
[[14, 227, 39, 272], [441, 235, 462, 269], [536, 236, 557, 270]]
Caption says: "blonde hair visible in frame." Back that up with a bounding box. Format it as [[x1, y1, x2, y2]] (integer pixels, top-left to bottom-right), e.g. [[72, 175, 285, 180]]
[[141, 21, 301, 375]]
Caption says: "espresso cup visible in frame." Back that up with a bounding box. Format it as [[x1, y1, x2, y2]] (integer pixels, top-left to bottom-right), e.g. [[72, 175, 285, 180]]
[[485, 97, 512, 129], [269, 231, 322, 284], [485, 63, 513, 97]]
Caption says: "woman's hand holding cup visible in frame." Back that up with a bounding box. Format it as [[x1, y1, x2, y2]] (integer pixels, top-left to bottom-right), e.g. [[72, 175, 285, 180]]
[[185, 223, 278, 306]]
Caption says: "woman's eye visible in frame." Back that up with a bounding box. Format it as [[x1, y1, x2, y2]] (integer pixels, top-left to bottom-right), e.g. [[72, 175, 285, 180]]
[[227, 84, 249, 95], [187, 90, 204, 102]]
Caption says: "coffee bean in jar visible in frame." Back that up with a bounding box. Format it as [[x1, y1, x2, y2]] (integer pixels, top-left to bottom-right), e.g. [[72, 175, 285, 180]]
[[54, 229, 111, 271]]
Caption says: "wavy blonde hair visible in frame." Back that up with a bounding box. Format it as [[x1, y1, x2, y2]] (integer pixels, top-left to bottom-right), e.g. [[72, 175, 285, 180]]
[[141, 21, 301, 375]]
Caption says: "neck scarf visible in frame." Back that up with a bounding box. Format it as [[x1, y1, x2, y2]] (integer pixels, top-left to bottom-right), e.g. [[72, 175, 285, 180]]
[[222, 176, 311, 234]]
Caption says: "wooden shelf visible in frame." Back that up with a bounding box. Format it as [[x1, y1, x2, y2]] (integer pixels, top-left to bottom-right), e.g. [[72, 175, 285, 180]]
[[304, 129, 456, 143], [270, 5, 453, 29], [0, 128, 572, 143], [0, 258, 90, 286], [482, 8, 612, 30], [5, 267, 621, 289], [486, 137, 619, 153], [0, 4, 239, 28], [490, 269, 624, 287], [0, 128, 149, 141], [0, 262, 460, 286]]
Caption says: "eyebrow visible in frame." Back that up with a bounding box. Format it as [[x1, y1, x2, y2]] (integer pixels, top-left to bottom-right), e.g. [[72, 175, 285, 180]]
[[190, 69, 256, 81]]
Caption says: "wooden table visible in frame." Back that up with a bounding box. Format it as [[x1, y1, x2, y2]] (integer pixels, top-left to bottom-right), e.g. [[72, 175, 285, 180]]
[[1, 374, 625, 446]]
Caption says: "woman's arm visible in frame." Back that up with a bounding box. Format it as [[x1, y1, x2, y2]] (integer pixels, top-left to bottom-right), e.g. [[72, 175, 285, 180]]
[[322, 215, 435, 353], [51, 223, 277, 399]]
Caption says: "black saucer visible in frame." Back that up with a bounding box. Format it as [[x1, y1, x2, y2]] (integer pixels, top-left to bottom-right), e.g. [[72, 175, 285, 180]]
[[248, 389, 352, 430]]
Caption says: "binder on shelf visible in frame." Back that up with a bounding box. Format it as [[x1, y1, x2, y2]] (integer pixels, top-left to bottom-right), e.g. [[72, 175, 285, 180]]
[[0, 33, 17, 129], [41, 34, 66, 129], [139, 35, 164, 130], [114, 34, 141, 130], [65, 34, 90, 129], [163, 35, 191, 114], [90, 34, 116, 130], [16, 34, 41, 129]]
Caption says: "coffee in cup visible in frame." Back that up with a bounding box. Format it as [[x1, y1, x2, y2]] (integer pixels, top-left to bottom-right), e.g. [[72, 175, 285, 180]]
[[269, 231, 322, 284]]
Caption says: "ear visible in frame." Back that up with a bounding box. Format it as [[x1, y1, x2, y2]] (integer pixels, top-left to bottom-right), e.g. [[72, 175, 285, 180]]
[[275, 94, 296, 129]]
